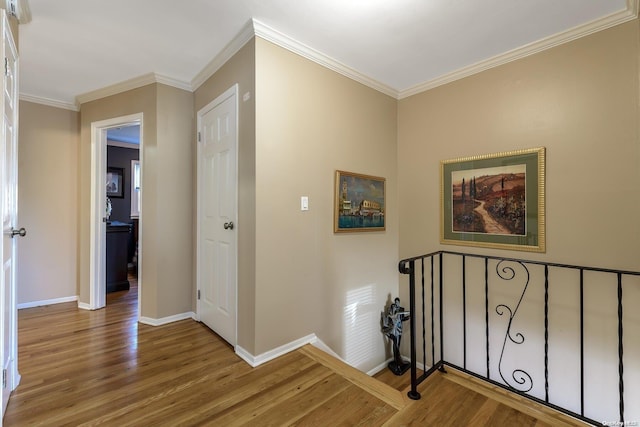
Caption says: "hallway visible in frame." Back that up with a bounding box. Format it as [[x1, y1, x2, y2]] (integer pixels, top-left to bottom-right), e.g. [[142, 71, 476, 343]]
[[5, 280, 582, 426]]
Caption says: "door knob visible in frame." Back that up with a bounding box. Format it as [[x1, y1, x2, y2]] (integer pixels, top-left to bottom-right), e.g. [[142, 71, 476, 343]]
[[11, 227, 26, 238], [223, 222, 234, 230]]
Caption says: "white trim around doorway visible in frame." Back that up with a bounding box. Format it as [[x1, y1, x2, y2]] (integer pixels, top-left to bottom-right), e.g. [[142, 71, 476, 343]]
[[88, 113, 143, 315]]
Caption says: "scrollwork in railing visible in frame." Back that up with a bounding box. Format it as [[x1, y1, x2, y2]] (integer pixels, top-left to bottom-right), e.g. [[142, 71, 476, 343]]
[[495, 260, 533, 393], [399, 250, 640, 425]]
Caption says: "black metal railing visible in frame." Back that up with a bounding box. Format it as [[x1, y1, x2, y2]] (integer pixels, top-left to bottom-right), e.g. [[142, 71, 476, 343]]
[[399, 251, 640, 426]]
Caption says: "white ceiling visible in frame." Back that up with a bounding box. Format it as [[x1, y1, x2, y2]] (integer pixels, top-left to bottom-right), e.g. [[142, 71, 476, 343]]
[[107, 125, 140, 145], [18, 0, 633, 109]]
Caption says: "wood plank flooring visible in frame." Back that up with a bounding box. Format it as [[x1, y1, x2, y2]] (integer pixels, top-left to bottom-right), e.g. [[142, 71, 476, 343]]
[[4, 278, 586, 426]]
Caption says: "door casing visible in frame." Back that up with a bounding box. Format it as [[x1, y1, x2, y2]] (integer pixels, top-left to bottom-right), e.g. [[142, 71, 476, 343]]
[[88, 113, 143, 313]]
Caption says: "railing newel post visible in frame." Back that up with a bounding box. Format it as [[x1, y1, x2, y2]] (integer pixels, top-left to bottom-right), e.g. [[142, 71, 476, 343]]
[[485, 257, 490, 379], [439, 252, 444, 365], [431, 256, 435, 368], [407, 260, 420, 400], [579, 269, 585, 417], [462, 255, 467, 370], [618, 273, 624, 424], [544, 265, 549, 403]]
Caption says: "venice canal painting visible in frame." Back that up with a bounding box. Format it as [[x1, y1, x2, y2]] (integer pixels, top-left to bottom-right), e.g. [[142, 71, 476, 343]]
[[451, 165, 526, 236], [334, 170, 385, 232]]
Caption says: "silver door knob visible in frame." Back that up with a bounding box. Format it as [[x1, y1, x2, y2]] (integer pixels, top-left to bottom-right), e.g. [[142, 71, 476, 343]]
[[223, 222, 234, 230], [11, 227, 26, 238]]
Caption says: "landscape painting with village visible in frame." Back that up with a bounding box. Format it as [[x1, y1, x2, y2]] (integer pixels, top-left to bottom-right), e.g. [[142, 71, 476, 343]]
[[451, 165, 526, 236]]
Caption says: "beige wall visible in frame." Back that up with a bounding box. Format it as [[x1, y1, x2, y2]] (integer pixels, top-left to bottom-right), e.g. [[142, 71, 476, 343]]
[[255, 38, 399, 371], [18, 101, 79, 304], [155, 84, 195, 317], [195, 39, 257, 353], [19, 35, 398, 372], [79, 84, 194, 319], [397, 19, 640, 419], [195, 38, 399, 370], [398, 20, 640, 272], [398, 20, 640, 419], [80, 84, 157, 312]]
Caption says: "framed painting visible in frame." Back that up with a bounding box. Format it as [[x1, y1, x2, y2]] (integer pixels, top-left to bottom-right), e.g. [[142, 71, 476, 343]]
[[440, 147, 545, 252], [334, 170, 385, 233], [106, 167, 124, 198]]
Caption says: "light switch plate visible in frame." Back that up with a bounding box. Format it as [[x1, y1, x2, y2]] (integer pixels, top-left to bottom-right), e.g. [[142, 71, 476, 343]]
[[301, 196, 309, 211]]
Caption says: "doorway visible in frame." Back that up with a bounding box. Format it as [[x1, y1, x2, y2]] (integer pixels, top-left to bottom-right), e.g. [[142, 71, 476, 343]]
[[106, 126, 140, 297], [89, 114, 143, 314]]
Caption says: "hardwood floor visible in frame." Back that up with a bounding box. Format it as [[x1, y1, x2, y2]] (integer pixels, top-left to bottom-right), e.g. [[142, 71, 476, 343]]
[[5, 280, 586, 426]]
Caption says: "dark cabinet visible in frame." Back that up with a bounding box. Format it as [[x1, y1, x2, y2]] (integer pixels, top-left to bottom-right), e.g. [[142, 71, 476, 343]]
[[106, 221, 131, 293]]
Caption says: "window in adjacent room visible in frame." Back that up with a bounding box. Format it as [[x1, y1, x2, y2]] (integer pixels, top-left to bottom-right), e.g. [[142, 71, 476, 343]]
[[131, 159, 140, 218]]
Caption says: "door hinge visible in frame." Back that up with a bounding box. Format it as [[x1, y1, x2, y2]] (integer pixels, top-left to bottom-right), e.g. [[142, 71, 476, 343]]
[[4, 58, 8, 77], [197, 289, 201, 300], [3, 369, 6, 388], [197, 132, 201, 142]]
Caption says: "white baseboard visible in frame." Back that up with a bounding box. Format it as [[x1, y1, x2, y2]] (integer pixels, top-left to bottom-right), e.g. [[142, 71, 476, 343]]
[[235, 334, 408, 379], [308, 336, 345, 362], [139, 312, 196, 326], [77, 302, 92, 310], [236, 333, 318, 368], [235, 346, 256, 366], [18, 295, 78, 310], [368, 358, 392, 376], [13, 371, 20, 391]]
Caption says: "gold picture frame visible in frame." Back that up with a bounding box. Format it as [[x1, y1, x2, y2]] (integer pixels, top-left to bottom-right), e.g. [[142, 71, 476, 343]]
[[334, 170, 386, 233], [440, 147, 545, 252]]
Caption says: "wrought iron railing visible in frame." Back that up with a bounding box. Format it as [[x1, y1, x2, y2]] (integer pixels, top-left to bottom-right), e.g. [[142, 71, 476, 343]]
[[399, 251, 640, 426]]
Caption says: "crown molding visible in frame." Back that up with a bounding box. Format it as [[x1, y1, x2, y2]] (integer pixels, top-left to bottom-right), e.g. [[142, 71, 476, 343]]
[[21, 0, 640, 107], [253, 19, 398, 98], [191, 19, 255, 91], [399, 2, 639, 99], [152, 74, 192, 92], [7, 0, 31, 24], [75, 72, 192, 107], [16, 0, 31, 24], [19, 93, 79, 111]]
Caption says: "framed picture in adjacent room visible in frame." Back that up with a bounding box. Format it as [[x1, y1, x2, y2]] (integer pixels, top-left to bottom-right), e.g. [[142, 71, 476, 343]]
[[440, 147, 545, 252], [106, 167, 124, 198], [334, 170, 386, 233]]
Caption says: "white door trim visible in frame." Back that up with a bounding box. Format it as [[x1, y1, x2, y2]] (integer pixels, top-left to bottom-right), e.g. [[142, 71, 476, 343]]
[[196, 84, 239, 346], [89, 113, 143, 312]]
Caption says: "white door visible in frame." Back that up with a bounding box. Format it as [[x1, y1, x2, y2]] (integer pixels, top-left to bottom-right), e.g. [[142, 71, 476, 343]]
[[197, 86, 238, 346], [1, 9, 19, 415]]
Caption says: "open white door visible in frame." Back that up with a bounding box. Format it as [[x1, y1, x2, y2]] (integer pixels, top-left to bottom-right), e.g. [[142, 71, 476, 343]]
[[0, 9, 19, 416], [197, 85, 238, 347]]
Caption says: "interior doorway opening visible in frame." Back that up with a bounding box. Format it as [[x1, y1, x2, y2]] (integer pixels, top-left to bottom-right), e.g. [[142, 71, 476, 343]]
[[106, 126, 140, 300], [89, 114, 143, 315]]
